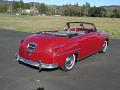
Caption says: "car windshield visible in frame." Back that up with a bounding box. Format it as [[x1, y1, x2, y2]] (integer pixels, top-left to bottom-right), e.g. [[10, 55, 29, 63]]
[[66, 22, 96, 31]]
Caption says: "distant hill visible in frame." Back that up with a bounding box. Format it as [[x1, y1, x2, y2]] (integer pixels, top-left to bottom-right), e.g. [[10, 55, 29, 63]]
[[6, 1, 13, 4], [102, 5, 120, 9], [0, 0, 7, 2], [0, 0, 12, 4]]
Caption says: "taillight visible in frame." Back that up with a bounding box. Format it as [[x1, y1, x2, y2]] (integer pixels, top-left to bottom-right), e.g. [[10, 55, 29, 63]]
[[20, 40, 24, 45], [20, 40, 24, 44]]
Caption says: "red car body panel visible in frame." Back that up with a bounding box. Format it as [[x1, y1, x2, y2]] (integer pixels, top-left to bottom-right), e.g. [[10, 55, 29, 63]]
[[17, 22, 109, 69]]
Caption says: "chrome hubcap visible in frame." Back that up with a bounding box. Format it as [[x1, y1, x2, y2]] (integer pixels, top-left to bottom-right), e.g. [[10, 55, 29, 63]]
[[103, 41, 107, 52], [65, 55, 75, 70]]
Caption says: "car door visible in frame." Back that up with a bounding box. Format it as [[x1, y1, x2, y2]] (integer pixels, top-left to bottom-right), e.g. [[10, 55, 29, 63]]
[[77, 32, 100, 59], [86, 32, 100, 54], [73, 35, 91, 59]]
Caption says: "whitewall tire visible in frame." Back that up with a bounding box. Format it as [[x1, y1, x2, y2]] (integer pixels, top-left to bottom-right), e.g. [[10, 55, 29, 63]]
[[61, 54, 76, 71], [100, 41, 108, 53]]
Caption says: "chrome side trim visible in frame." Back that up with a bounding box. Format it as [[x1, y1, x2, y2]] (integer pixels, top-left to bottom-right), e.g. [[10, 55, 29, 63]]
[[54, 45, 64, 49], [57, 48, 80, 56]]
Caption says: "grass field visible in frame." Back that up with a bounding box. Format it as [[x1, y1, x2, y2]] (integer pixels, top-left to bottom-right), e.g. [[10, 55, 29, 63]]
[[0, 15, 120, 39]]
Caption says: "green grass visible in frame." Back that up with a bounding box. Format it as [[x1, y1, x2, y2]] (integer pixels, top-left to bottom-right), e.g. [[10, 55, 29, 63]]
[[0, 15, 120, 39]]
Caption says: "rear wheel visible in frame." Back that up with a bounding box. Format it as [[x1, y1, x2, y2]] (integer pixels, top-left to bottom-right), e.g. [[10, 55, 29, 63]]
[[61, 54, 76, 71], [100, 41, 108, 53]]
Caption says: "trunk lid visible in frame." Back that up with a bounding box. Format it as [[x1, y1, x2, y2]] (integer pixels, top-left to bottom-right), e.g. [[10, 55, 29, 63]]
[[19, 33, 68, 63]]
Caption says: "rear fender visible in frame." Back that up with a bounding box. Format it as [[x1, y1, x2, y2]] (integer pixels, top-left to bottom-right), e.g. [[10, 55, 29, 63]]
[[53, 43, 80, 67]]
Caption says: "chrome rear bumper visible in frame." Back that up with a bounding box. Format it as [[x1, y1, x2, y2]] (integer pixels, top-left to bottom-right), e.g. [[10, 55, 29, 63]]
[[16, 53, 58, 69]]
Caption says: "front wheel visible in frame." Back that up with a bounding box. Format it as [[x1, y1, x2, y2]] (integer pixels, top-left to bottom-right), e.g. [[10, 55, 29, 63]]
[[99, 41, 108, 53], [61, 54, 76, 71]]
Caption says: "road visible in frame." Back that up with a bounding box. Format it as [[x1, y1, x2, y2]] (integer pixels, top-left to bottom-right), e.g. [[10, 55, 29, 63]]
[[0, 29, 120, 90]]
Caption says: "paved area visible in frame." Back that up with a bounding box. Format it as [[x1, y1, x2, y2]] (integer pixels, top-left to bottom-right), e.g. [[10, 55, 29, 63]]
[[0, 29, 120, 90]]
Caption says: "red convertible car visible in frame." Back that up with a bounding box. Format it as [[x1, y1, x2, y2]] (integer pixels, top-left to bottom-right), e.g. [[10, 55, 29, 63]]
[[16, 22, 109, 71]]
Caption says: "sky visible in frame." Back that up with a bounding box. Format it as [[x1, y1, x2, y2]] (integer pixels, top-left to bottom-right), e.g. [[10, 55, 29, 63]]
[[9, 0, 120, 6]]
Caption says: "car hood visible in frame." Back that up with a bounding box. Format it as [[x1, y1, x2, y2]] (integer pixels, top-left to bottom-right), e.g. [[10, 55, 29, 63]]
[[23, 33, 68, 51]]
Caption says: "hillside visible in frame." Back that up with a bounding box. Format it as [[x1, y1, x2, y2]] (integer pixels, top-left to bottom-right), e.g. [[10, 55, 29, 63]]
[[102, 5, 120, 8]]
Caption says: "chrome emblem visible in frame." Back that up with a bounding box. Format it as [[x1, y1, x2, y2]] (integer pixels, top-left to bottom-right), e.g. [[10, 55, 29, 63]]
[[27, 42, 37, 53]]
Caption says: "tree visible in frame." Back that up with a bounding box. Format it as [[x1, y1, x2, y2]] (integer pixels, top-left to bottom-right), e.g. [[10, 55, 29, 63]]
[[30, 6, 39, 16], [12, 0, 19, 13], [100, 7, 107, 17], [0, 0, 120, 18], [82, 2, 90, 16], [40, 3, 48, 15], [60, 3, 81, 16], [88, 6, 96, 17], [89, 6, 107, 17], [0, 3, 7, 13], [20, 0, 24, 9], [111, 9, 120, 18], [24, 3, 31, 9]]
